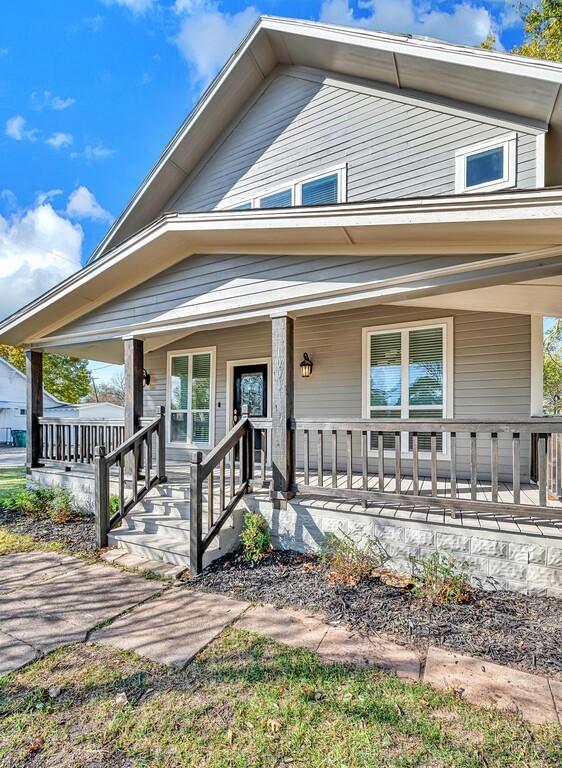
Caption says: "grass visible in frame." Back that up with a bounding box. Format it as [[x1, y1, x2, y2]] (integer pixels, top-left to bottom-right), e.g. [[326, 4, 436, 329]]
[[0, 527, 67, 556], [0, 467, 25, 503], [0, 630, 560, 768]]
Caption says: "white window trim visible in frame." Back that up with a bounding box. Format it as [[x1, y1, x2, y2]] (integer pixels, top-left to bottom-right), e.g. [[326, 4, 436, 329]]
[[361, 317, 454, 459], [454, 133, 516, 194], [166, 346, 216, 449], [226, 164, 347, 210]]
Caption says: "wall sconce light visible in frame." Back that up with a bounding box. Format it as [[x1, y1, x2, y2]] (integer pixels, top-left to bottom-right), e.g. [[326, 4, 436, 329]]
[[143, 369, 151, 387], [300, 353, 313, 378]]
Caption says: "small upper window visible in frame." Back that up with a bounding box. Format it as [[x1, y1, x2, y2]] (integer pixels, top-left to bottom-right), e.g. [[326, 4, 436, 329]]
[[260, 188, 292, 209], [455, 133, 516, 194], [227, 166, 346, 211]]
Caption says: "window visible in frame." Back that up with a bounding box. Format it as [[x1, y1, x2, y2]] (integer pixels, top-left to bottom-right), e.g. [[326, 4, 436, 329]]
[[363, 319, 452, 454], [455, 134, 516, 194], [19, 408, 25, 416], [168, 349, 214, 446], [228, 166, 346, 211]]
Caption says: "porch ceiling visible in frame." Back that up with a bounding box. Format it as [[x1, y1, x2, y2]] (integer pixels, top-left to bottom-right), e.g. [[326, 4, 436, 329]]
[[2, 189, 562, 359]]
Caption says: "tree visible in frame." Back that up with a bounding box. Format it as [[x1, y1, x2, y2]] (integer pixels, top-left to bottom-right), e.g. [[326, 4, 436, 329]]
[[513, 0, 562, 60], [83, 373, 125, 406], [480, 33, 497, 50], [0, 344, 91, 404], [544, 320, 562, 414]]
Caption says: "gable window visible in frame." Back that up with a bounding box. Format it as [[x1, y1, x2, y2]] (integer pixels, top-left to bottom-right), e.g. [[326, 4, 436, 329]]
[[168, 349, 215, 447], [455, 134, 516, 194], [229, 166, 346, 211], [362, 319, 452, 455]]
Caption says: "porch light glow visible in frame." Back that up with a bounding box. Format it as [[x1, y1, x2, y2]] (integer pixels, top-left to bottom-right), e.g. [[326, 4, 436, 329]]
[[300, 353, 313, 378]]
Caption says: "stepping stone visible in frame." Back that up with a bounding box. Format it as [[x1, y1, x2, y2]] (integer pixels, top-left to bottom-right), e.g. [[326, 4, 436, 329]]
[[235, 605, 329, 650], [317, 625, 422, 681], [100, 549, 126, 564], [424, 646, 558, 725], [0, 630, 38, 676], [549, 679, 562, 726], [91, 588, 249, 668], [0, 552, 84, 593]]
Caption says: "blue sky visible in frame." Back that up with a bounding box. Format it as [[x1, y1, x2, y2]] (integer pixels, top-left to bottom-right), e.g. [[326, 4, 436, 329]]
[[0, 1, 529, 384]]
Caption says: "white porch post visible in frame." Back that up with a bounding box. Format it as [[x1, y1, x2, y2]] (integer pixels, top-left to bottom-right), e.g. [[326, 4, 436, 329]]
[[270, 313, 295, 507]]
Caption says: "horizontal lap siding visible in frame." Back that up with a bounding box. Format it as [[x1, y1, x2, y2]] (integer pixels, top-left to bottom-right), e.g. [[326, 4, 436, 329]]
[[143, 305, 531, 480], [172, 71, 537, 212], [58, 252, 490, 337]]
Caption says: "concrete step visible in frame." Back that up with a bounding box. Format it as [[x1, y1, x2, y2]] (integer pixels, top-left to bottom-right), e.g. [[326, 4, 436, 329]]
[[134, 497, 191, 519], [146, 484, 191, 501], [108, 528, 222, 568]]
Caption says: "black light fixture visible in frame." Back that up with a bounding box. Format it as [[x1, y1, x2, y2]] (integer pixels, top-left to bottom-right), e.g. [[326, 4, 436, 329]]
[[143, 368, 151, 387], [300, 352, 313, 378]]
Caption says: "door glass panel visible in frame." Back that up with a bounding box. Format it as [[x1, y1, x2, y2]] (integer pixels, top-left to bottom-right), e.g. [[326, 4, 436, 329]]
[[466, 146, 504, 187], [409, 328, 443, 406], [370, 332, 402, 407], [191, 353, 211, 410], [170, 356, 189, 410], [240, 372, 265, 416], [170, 412, 188, 443]]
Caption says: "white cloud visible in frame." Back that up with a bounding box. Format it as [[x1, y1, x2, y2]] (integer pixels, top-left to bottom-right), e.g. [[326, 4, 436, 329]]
[[46, 132, 73, 150], [5, 115, 38, 142], [319, 0, 494, 47], [101, 0, 154, 13], [31, 90, 75, 111], [70, 143, 115, 161], [66, 186, 114, 223], [175, 1, 259, 84], [0, 203, 83, 320]]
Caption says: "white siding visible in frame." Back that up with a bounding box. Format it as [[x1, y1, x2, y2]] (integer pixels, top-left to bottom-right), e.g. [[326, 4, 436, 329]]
[[172, 70, 537, 212]]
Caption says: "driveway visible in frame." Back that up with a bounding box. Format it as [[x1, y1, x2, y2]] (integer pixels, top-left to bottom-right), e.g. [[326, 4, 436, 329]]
[[0, 447, 26, 467], [0, 551, 163, 675]]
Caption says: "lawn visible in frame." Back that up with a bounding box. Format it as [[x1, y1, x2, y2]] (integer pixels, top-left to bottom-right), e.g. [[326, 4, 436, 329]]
[[0, 467, 25, 503], [0, 630, 560, 768]]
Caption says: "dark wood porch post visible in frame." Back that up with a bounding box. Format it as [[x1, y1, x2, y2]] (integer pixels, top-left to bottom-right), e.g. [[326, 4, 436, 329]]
[[26, 350, 43, 473], [124, 337, 144, 441], [271, 313, 295, 507]]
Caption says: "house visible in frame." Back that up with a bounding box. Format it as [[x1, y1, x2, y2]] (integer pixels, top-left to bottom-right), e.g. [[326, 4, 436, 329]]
[[0, 357, 65, 444], [1, 17, 562, 593]]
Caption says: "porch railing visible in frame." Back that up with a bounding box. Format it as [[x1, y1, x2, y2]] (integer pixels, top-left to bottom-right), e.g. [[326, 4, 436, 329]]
[[38, 417, 125, 466], [290, 418, 562, 520], [189, 406, 259, 575], [94, 407, 166, 547]]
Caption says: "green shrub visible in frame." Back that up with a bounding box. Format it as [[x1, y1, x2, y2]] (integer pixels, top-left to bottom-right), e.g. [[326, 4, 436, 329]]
[[109, 495, 120, 517], [411, 551, 473, 605], [2, 487, 80, 524], [240, 512, 271, 562], [321, 528, 389, 586]]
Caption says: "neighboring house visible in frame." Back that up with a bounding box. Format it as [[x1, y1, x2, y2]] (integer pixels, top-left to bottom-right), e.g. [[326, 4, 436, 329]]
[[1, 17, 562, 592], [0, 357, 123, 444], [0, 357, 66, 444]]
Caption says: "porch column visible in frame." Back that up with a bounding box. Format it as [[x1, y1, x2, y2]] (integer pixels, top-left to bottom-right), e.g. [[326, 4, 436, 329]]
[[26, 350, 43, 472], [124, 337, 144, 440], [271, 313, 295, 506]]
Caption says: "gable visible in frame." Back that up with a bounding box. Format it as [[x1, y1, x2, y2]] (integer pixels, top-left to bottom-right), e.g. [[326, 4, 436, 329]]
[[170, 68, 538, 213]]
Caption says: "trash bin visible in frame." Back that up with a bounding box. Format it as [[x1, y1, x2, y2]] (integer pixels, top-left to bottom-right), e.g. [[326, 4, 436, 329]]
[[11, 430, 26, 448]]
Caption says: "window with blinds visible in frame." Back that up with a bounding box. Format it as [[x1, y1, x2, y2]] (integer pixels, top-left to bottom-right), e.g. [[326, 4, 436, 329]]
[[168, 350, 213, 445], [259, 188, 292, 208], [301, 173, 339, 206], [229, 167, 344, 211], [367, 323, 448, 453]]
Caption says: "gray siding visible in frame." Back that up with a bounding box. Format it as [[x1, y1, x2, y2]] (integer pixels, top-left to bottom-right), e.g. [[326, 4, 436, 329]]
[[172, 69, 537, 212], [59, 252, 492, 338], [143, 305, 531, 479]]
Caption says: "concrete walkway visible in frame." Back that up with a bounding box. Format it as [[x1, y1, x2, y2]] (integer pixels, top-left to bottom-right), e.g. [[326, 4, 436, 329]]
[[1, 551, 561, 726]]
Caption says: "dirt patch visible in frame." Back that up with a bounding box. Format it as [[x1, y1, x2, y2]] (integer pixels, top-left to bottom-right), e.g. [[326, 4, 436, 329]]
[[192, 549, 562, 680], [0, 507, 96, 555]]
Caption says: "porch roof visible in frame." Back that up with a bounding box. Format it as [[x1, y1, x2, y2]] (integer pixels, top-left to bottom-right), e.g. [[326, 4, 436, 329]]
[[2, 188, 562, 361]]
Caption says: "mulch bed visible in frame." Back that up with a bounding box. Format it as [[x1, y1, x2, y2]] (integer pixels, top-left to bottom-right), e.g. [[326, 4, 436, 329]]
[[193, 549, 562, 680], [0, 507, 97, 555]]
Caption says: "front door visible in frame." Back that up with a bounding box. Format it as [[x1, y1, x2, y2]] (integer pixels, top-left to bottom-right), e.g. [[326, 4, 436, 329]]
[[232, 363, 268, 452]]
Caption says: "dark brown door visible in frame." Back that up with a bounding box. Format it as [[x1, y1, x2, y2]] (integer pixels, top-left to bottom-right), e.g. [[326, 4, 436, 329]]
[[232, 363, 268, 451]]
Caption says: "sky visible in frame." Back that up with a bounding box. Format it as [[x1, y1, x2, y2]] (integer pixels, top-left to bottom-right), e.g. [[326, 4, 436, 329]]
[[0, 1, 530, 386]]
